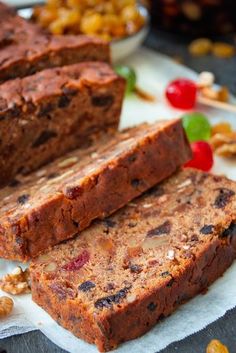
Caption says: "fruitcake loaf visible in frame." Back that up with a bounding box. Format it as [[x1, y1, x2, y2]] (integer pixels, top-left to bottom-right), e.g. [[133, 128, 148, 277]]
[[0, 2, 110, 83], [0, 119, 191, 261], [30, 169, 236, 352], [0, 62, 125, 186], [0, 1, 18, 19]]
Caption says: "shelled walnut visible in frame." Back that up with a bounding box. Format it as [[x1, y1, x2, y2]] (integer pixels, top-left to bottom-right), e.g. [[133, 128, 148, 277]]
[[201, 86, 229, 103], [210, 123, 236, 158], [0, 296, 14, 318], [0, 267, 31, 295]]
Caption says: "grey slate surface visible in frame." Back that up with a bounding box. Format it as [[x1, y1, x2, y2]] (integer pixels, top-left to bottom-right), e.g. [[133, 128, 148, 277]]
[[1, 28, 236, 353], [1, 309, 236, 353]]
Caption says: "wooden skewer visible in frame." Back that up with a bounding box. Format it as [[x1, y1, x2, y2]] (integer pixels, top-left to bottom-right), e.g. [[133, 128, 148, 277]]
[[198, 95, 236, 114], [134, 86, 156, 102]]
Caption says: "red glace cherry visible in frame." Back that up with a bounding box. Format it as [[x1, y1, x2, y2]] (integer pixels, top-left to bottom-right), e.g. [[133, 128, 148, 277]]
[[165, 78, 197, 109], [62, 250, 89, 271], [184, 141, 214, 172]]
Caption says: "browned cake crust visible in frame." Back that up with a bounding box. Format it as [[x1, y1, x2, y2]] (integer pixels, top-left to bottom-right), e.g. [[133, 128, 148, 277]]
[[0, 120, 191, 261], [0, 2, 16, 18], [30, 169, 236, 352], [0, 2, 110, 83], [0, 62, 125, 186]]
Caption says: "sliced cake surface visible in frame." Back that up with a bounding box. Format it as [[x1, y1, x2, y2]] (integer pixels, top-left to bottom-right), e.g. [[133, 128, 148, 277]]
[[0, 119, 191, 261], [0, 2, 110, 83], [0, 62, 125, 186], [30, 169, 236, 352]]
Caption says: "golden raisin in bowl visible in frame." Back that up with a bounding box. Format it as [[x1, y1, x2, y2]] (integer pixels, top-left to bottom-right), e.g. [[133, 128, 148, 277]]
[[32, 0, 146, 40]]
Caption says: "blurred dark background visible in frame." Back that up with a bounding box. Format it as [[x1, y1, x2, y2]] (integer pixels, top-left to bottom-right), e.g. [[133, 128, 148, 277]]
[[143, 0, 236, 95], [150, 0, 236, 36]]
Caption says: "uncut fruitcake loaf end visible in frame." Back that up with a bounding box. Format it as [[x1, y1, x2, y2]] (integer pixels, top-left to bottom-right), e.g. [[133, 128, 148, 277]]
[[30, 169, 236, 352], [0, 62, 125, 186], [0, 119, 191, 261], [0, 2, 110, 82], [0, 1, 18, 19]]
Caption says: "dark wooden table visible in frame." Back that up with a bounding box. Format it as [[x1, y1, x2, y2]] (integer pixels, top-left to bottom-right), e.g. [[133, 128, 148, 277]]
[[1, 28, 236, 353]]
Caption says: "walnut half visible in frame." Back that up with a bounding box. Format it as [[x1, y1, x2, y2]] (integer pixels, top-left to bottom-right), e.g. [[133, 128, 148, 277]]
[[0, 296, 14, 318], [0, 266, 31, 295], [210, 133, 236, 157]]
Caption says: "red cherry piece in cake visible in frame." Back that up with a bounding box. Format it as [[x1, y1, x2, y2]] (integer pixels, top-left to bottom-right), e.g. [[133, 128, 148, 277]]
[[62, 250, 89, 271]]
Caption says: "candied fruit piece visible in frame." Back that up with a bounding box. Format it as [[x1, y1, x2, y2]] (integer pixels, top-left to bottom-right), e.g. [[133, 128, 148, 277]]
[[115, 65, 137, 94], [184, 141, 213, 172], [98, 238, 114, 252], [165, 79, 197, 110], [182, 112, 211, 142], [62, 250, 89, 271]]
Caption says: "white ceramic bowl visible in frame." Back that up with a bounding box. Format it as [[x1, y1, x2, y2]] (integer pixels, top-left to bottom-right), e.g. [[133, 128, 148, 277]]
[[111, 5, 150, 62], [18, 4, 150, 63]]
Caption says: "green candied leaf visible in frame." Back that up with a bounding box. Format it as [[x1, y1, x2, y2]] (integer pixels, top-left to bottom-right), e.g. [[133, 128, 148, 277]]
[[114, 65, 137, 94], [182, 112, 211, 142]]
